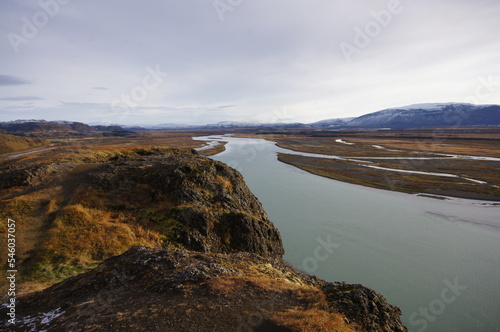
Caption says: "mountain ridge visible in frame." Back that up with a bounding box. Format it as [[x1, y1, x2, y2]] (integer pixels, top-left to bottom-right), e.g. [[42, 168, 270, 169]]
[[2, 103, 499, 131]]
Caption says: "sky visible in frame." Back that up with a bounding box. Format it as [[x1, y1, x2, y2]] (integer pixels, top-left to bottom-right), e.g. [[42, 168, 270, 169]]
[[1, 0, 500, 126]]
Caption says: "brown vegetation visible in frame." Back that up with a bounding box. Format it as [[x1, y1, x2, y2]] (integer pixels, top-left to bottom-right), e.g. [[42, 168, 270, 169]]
[[1, 246, 406, 331], [0, 131, 408, 331], [0, 144, 283, 293], [0, 131, 47, 154], [243, 129, 500, 201]]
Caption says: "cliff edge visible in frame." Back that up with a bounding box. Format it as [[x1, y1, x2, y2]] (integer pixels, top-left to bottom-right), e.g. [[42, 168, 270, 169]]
[[2, 246, 406, 331], [0, 147, 407, 331]]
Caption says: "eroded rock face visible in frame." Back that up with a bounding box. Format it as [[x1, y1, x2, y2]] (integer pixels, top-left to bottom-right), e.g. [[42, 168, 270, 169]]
[[324, 282, 407, 332], [83, 150, 284, 258], [1, 246, 407, 332], [0, 148, 407, 331], [0, 148, 284, 259]]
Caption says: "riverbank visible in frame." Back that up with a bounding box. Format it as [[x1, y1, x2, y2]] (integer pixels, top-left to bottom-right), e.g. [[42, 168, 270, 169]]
[[206, 134, 500, 331], [232, 130, 500, 202], [277, 153, 500, 201]]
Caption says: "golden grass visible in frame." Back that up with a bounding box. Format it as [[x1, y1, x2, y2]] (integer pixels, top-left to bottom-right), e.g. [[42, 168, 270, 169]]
[[215, 175, 233, 192], [272, 308, 358, 332], [45, 204, 161, 264], [0, 132, 47, 154], [206, 274, 357, 332]]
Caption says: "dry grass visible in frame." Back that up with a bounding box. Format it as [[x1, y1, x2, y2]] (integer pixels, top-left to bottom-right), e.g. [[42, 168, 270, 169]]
[[0, 132, 47, 154], [215, 175, 233, 192], [199, 142, 228, 156], [0, 138, 229, 291], [206, 274, 358, 332], [46, 204, 160, 261], [272, 308, 358, 332], [279, 153, 500, 201], [27, 204, 162, 282]]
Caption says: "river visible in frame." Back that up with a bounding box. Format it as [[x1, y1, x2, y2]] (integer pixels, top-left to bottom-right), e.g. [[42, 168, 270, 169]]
[[195, 135, 500, 332]]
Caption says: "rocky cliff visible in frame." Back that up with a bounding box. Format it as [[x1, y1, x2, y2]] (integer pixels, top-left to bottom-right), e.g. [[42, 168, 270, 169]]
[[0, 147, 407, 331], [1, 246, 406, 331], [0, 147, 284, 285]]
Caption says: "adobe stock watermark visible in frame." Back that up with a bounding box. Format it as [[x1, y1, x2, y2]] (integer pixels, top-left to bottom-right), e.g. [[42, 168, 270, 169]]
[[223, 106, 293, 172], [224, 137, 266, 173], [213, 0, 244, 22], [269, 106, 296, 125], [111, 65, 168, 122], [464, 72, 500, 105], [440, 71, 499, 129], [339, 0, 404, 63], [65, 269, 133, 330], [237, 300, 275, 332], [7, 0, 71, 54], [301, 234, 340, 274], [409, 277, 467, 332]]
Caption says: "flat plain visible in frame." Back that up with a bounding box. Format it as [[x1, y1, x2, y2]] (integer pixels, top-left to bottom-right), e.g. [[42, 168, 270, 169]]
[[238, 128, 500, 201]]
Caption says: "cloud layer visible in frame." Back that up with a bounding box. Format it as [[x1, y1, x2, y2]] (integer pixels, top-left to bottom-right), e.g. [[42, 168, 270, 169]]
[[1, 0, 499, 125]]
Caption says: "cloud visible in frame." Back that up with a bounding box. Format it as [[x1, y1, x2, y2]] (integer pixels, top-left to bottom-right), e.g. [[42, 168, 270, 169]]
[[0, 75, 31, 86], [1, 0, 499, 124], [0, 96, 43, 101]]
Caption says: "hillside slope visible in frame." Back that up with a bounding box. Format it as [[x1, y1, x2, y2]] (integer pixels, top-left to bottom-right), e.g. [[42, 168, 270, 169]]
[[0, 147, 283, 287], [0, 147, 407, 331], [0, 120, 95, 137], [1, 246, 407, 332], [345, 103, 500, 129], [0, 131, 47, 154]]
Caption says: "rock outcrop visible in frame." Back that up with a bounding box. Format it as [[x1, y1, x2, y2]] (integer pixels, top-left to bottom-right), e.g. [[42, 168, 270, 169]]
[[83, 148, 284, 258], [0, 147, 407, 331], [0, 148, 283, 278], [1, 246, 407, 331]]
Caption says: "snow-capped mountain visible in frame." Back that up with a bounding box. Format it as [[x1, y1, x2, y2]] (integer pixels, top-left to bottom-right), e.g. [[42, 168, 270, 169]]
[[145, 121, 310, 130], [3, 103, 499, 132], [316, 103, 500, 129], [311, 117, 355, 129]]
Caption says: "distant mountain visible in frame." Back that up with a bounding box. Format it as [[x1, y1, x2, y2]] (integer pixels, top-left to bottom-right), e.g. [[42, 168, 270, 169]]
[[152, 103, 500, 130], [338, 103, 500, 129], [0, 119, 95, 136], [148, 121, 311, 130], [311, 117, 355, 129], [90, 124, 125, 131], [2, 103, 499, 133]]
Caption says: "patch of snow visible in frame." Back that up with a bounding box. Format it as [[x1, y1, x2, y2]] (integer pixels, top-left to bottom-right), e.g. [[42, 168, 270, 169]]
[[386, 102, 467, 111], [363, 165, 459, 178], [335, 139, 354, 145], [446, 154, 500, 162], [18, 307, 65, 331], [372, 145, 400, 152], [363, 165, 490, 185], [462, 178, 488, 185]]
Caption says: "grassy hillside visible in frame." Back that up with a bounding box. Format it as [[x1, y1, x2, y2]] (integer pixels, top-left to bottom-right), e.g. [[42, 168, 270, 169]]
[[0, 146, 283, 293], [0, 130, 47, 154]]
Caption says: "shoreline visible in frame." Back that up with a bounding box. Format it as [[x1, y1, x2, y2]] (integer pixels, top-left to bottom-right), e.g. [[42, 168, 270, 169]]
[[277, 153, 500, 203], [196, 134, 500, 203]]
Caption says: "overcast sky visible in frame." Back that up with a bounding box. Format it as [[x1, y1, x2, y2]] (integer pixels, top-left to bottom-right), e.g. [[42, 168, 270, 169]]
[[1, 0, 499, 125]]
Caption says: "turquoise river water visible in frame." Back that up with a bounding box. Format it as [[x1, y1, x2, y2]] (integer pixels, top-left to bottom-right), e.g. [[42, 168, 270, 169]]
[[195, 135, 500, 332]]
